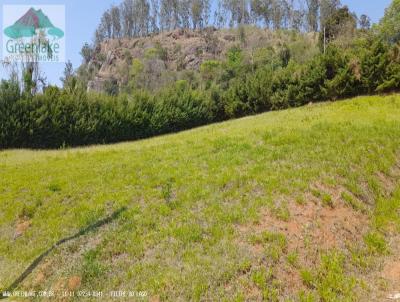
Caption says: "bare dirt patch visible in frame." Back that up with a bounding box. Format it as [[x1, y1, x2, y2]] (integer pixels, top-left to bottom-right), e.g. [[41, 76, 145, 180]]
[[237, 184, 370, 297], [275, 265, 303, 293], [245, 195, 369, 254], [14, 219, 31, 239], [67, 276, 81, 291], [379, 236, 400, 300], [382, 260, 400, 284], [359, 235, 400, 301], [33, 272, 46, 287]]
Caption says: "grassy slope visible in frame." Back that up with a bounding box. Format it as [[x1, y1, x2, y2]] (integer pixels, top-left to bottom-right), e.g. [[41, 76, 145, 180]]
[[1, 95, 400, 301]]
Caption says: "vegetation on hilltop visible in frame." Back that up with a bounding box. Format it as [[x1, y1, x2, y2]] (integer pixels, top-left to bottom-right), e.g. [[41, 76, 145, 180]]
[[77, 0, 363, 92], [92, 0, 351, 41], [81, 28, 320, 93]]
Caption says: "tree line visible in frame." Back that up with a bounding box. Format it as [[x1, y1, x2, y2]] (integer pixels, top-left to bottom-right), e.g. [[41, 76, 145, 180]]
[[94, 0, 371, 43], [2, 0, 399, 149]]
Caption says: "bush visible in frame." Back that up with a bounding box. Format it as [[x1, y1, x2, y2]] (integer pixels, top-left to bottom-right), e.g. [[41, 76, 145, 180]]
[[151, 82, 217, 133]]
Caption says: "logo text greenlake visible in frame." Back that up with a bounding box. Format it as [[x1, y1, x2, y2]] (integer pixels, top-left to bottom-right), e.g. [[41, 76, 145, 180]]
[[6, 39, 60, 54]]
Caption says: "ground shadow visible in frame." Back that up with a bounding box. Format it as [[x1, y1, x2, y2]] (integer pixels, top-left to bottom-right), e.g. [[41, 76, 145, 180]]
[[0, 207, 127, 299]]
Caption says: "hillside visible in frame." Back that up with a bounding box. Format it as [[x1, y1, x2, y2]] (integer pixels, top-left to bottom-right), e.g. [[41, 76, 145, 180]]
[[84, 27, 319, 93], [1, 95, 400, 301]]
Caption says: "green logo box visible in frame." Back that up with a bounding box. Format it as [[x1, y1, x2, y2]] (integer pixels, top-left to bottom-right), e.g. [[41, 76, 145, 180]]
[[2, 5, 65, 63]]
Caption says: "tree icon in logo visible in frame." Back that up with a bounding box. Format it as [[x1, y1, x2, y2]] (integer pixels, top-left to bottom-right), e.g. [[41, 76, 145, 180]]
[[4, 7, 64, 39]]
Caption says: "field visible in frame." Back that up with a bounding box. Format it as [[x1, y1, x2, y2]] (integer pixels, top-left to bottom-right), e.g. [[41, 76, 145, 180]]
[[1, 95, 400, 301]]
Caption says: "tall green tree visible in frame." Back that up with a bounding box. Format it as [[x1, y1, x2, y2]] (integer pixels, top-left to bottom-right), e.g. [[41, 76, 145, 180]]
[[223, 0, 251, 27], [319, 6, 356, 48], [379, 0, 400, 43], [60, 61, 74, 88], [305, 0, 319, 31], [359, 14, 371, 30], [320, 0, 341, 28]]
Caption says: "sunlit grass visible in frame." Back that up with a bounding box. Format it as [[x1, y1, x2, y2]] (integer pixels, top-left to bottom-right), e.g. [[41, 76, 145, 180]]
[[1, 95, 400, 300]]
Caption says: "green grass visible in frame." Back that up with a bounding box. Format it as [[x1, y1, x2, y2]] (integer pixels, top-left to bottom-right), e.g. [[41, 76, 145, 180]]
[[1, 95, 400, 300], [363, 232, 388, 255], [287, 251, 299, 267], [300, 251, 357, 301]]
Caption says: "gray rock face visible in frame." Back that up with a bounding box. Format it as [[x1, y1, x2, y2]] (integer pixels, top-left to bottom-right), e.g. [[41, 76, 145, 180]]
[[184, 54, 201, 69], [87, 77, 106, 93], [82, 28, 319, 92], [106, 50, 116, 65]]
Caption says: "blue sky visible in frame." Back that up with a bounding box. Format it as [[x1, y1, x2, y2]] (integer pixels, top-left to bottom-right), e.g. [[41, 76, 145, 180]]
[[0, 0, 393, 86]]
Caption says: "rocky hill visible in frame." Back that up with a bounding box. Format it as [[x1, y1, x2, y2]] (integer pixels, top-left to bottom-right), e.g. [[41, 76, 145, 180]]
[[84, 26, 319, 93]]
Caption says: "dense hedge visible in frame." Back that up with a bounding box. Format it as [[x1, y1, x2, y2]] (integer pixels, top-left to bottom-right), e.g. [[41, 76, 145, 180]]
[[1, 38, 400, 149], [0, 82, 216, 148]]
